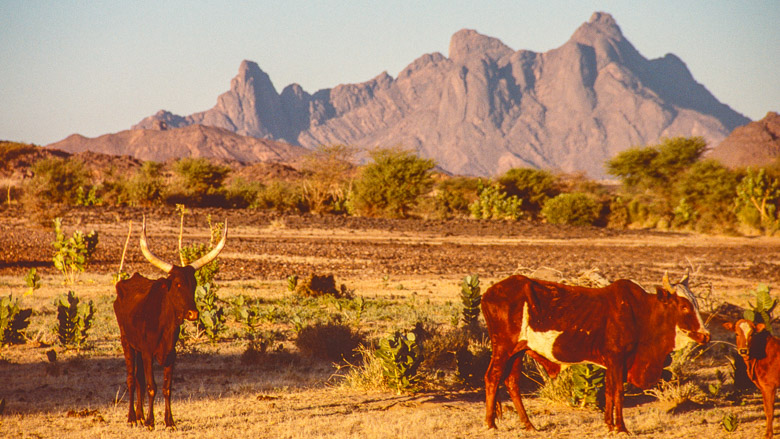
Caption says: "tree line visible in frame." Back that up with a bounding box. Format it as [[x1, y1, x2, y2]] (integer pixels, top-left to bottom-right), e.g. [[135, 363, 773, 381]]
[[2, 138, 779, 235]]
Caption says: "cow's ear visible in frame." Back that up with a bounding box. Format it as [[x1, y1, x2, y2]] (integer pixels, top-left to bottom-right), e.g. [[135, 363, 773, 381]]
[[757, 323, 766, 332], [722, 322, 735, 332]]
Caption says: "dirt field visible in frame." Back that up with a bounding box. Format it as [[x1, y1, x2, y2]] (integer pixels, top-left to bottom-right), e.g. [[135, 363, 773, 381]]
[[2, 205, 780, 438]]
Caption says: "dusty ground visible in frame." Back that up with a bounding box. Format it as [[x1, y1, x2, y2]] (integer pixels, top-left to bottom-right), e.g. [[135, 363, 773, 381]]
[[2, 205, 780, 438]]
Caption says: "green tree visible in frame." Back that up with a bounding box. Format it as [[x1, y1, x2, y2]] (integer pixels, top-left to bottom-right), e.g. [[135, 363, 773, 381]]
[[736, 167, 780, 235], [469, 181, 522, 220], [606, 137, 708, 225], [350, 148, 435, 218], [673, 159, 739, 231], [498, 168, 559, 216]]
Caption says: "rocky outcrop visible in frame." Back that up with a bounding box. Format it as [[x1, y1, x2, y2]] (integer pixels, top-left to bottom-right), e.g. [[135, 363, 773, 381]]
[[47, 124, 307, 164], [710, 112, 780, 168], [133, 12, 749, 178]]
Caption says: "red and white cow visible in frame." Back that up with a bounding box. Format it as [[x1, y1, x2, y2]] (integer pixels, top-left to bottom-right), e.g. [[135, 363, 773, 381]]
[[481, 272, 710, 433]]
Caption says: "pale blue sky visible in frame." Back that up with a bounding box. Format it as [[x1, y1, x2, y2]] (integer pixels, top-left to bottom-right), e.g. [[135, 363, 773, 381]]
[[1, 0, 778, 145]]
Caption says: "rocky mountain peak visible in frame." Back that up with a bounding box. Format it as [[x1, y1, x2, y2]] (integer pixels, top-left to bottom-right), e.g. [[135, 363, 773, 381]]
[[448, 29, 513, 63], [130, 13, 750, 178]]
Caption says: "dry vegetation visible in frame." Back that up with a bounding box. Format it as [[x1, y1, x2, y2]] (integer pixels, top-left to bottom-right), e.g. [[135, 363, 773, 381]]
[[2, 206, 780, 438]]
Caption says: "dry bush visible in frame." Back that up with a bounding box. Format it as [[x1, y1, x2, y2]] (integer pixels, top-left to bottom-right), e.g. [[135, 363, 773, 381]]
[[295, 321, 364, 362], [295, 273, 353, 299]]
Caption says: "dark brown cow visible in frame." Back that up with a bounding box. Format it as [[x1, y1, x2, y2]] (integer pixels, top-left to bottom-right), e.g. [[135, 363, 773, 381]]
[[723, 319, 780, 438], [114, 217, 227, 429], [481, 272, 710, 433]]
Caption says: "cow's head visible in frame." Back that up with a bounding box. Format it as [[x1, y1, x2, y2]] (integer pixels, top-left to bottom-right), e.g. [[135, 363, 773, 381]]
[[723, 319, 766, 359], [140, 216, 227, 322], [656, 271, 710, 347]]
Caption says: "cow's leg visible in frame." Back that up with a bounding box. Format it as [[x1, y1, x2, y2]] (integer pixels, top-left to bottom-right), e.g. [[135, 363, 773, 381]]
[[120, 338, 137, 425], [606, 363, 628, 434], [603, 365, 615, 431], [762, 386, 776, 439], [134, 354, 146, 424], [504, 353, 535, 430], [163, 351, 177, 429], [142, 355, 157, 429], [484, 347, 511, 429]]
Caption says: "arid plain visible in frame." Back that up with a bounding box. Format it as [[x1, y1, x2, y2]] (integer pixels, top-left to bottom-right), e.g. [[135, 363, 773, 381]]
[[1, 205, 779, 438]]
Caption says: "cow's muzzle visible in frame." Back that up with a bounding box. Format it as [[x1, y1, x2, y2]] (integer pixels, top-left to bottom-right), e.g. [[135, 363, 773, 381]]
[[681, 328, 710, 344], [185, 310, 199, 321]]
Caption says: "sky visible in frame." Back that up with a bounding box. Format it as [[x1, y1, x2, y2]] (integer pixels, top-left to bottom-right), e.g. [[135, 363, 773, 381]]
[[1, 0, 778, 146]]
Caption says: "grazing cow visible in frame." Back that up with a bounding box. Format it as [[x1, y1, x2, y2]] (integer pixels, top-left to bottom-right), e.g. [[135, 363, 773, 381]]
[[481, 272, 710, 433], [114, 217, 227, 429], [723, 319, 780, 438]]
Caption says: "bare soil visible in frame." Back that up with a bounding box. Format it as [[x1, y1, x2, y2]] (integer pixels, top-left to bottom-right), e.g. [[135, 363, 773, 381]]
[[2, 205, 780, 438]]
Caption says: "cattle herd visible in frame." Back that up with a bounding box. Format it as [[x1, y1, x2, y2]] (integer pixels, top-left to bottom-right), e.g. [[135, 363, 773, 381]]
[[108, 216, 776, 437]]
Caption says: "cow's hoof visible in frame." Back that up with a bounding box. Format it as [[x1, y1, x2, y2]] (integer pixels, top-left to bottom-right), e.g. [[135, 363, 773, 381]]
[[522, 422, 536, 431]]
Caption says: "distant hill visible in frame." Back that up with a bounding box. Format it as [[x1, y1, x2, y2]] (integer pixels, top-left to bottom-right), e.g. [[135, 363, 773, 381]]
[[47, 124, 307, 164], [133, 12, 749, 178], [709, 112, 780, 168]]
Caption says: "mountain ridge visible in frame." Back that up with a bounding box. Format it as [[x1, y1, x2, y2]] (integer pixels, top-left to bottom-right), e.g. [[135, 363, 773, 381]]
[[128, 12, 750, 177]]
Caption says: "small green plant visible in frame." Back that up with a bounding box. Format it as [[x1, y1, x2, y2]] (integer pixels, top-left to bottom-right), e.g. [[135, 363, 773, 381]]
[[194, 284, 226, 342], [24, 268, 41, 296], [469, 181, 522, 220], [232, 295, 263, 337], [52, 217, 99, 285], [569, 363, 606, 409], [287, 275, 298, 292], [744, 284, 776, 334], [53, 291, 95, 349], [75, 185, 102, 206], [375, 331, 423, 394], [460, 274, 481, 332], [721, 413, 740, 433], [179, 215, 223, 287], [1, 295, 32, 345]]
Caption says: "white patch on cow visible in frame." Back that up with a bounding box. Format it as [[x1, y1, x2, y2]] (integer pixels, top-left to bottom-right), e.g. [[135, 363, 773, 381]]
[[738, 321, 753, 338], [519, 303, 562, 362]]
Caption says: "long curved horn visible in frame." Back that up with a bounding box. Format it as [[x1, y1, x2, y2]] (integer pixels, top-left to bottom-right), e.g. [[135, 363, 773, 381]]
[[189, 219, 227, 271], [662, 271, 674, 293], [679, 269, 690, 287], [140, 216, 173, 273]]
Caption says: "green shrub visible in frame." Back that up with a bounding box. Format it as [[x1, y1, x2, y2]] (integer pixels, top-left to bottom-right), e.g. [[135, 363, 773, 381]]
[[126, 161, 165, 206], [295, 321, 363, 362], [231, 295, 264, 337], [166, 157, 230, 206], [224, 177, 263, 208], [254, 181, 307, 212], [0, 295, 32, 345], [52, 217, 99, 285], [498, 168, 559, 216], [541, 193, 600, 226], [375, 331, 424, 393], [469, 181, 522, 220], [24, 157, 91, 205], [53, 291, 95, 349], [428, 177, 480, 219], [193, 283, 226, 341], [569, 364, 606, 408], [349, 148, 435, 218], [300, 144, 356, 214]]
